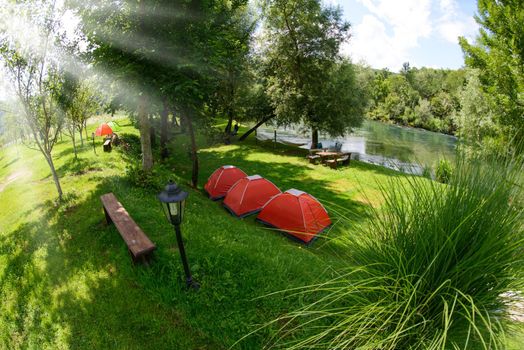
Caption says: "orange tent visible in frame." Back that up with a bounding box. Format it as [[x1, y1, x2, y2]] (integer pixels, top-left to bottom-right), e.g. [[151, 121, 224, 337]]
[[204, 165, 247, 200], [223, 175, 281, 217], [257, 189, 331, 244], [95, 123, 113, 136]]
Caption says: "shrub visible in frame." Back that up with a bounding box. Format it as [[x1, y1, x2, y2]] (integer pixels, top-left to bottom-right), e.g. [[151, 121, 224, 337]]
[[265, 155, 524, 349], [118, 133, 142, 159], [125, 163, 161, 190], [421, 164, 432, 179], [435, 158, 453, 183]]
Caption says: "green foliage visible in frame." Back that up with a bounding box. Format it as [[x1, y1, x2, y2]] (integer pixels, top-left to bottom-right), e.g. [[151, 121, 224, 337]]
[[435, 158, 453, 184], [421, 164, 432, 179], [125, 163, 161, 190], [268, 154, 524, 349], [459, 0, 524, 152], [455, 69, 499, 152], [118, 132, 142, 159], [364, 65, 466, 134], [262, 0, 364, 141]]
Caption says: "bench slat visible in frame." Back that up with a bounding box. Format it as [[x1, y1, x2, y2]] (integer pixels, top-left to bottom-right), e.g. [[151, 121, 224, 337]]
[[101, 193, 156, 259]]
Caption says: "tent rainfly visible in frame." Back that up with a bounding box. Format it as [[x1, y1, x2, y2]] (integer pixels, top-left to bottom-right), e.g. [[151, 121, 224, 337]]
[[204, 165, 247, 200], [223, 175, 281, 218], [257, 189, 331, 244]]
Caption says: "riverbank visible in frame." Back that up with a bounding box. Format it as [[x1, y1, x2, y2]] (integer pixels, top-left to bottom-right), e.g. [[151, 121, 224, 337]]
[[0, 118, 522, 348], [256, 119, 457, 175]]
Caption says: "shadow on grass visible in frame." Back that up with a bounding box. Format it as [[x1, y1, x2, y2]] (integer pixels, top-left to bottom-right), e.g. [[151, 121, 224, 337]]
[[0, 160, 364, 348], [56, 143, 95, 158], [0, 175, 217, 349], [1, 127, 404, 349], [1, 157, 19, 170]]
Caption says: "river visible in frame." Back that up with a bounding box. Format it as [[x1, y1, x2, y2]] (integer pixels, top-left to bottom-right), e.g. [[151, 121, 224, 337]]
[[256, 120, 457, 175]]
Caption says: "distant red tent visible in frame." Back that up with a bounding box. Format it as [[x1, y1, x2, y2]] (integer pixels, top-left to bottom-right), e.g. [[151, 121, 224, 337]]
[[205, 165, 247, 200], [95, 123, 113, 136], [257, 189, 331, 244], [223, 175, 281, 217]]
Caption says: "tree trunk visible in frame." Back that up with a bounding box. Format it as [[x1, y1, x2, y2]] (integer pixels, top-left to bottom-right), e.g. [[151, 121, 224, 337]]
[[71, 128, 77, 159], [78, 126, 84, 147], [160, 99, 169, 159], [171, 107, 179, 127], [45, 152, 63, 201], [184, 113, 199, 188], [224, 110, 234, 144], [224, 112, 233, 134], [239, 116, 274, 141], [311, 128, 318, 149], [138, 94, 153, 171], [150, 124, 156, 148], [179, 110, 186, 133], [84, 121, 88, 143]]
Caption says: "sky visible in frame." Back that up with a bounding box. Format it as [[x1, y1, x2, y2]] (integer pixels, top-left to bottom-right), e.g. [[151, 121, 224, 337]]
[[333, 0, 479, 72]]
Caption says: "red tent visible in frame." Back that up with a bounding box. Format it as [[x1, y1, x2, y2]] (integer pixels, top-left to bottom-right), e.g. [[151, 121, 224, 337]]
[[95, 123, 113, 136], [257, 189, 331, 244], [223, 175, 281, 217], [204, 165, 247, 200]]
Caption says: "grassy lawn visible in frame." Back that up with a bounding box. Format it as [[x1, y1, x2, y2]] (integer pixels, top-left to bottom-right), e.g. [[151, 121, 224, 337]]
[[0, 117, 522, 348]]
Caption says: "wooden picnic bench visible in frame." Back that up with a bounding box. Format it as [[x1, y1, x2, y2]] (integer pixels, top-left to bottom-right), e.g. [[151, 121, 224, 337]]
[[326, 153, 351, 169], [305, 148, 324, 164], [101, 193, 156, 264], [103, 138, 112, 152]]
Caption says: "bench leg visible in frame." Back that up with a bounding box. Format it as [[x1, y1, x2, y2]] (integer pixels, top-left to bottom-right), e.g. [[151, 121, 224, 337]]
[[129, 250, 153, 266], [104, 207, 113, 225]]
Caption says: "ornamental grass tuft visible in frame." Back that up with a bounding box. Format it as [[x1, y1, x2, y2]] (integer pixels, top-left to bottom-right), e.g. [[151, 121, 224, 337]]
[[264, 154, 524, 349]]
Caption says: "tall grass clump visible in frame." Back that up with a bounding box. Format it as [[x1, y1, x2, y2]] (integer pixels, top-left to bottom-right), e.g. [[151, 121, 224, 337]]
[[264, 155, 524, 349]]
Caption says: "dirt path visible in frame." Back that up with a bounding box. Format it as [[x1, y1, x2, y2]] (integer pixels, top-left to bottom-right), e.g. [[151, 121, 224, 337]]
[[0, 170, 32, 193]]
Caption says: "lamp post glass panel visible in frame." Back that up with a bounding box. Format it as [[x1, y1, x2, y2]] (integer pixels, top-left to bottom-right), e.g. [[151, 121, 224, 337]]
[[158, 181, 199, 290]]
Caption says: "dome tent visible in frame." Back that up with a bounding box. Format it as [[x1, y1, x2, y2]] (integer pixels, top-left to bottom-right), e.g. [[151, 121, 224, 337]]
[[257, 189, 331, 244], [223, 175, 281, 218], [204, 165, 247, 200]]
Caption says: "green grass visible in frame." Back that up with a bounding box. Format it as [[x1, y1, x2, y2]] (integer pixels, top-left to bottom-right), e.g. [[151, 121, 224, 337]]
[[0, 117, 522, 349], [263, 154, 524, 349]]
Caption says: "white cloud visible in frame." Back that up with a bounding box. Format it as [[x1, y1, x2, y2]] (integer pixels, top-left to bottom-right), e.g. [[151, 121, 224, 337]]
[[343, 0, 432, 71], [439, 0, 458, 14], [436, 0, 478, 44], [342, 0, 479, 70], [344, 14, 404, 70], [437, 18, 477, 43]]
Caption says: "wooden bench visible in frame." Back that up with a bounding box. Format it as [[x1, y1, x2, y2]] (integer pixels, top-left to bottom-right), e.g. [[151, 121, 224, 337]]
[[306, 154, 321, 164], [101, 193, 156, 263], [103, 139, 112, 152], [326, 153, 351, 169]]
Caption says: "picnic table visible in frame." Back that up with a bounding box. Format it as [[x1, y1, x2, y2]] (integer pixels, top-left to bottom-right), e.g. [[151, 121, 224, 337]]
[[316, 151, 352, 168], [316, 151, 340, 162]]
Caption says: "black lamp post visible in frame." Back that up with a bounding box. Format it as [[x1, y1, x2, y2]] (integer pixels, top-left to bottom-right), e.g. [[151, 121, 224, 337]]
[[158, 180, 200, 290]]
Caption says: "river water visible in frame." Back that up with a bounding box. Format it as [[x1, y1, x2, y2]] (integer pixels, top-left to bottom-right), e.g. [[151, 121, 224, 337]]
[[256, 120, 457, 175]]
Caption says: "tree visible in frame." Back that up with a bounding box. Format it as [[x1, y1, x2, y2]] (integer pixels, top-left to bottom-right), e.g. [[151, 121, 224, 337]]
[[0, 1, 65, 201], [262, 0, 363, 148], [55, 71, 81, 158], [55, 71, 99, 158], [206, 5, 256, 144], [455, 69, 498, 149], [77, 0, 252, 186], [459, 0, 524, 150], [76, 0, 163, 171]]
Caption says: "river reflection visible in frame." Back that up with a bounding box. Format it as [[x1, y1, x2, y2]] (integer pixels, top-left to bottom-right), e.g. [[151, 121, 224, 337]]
[[256, 120, 457, 175]]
